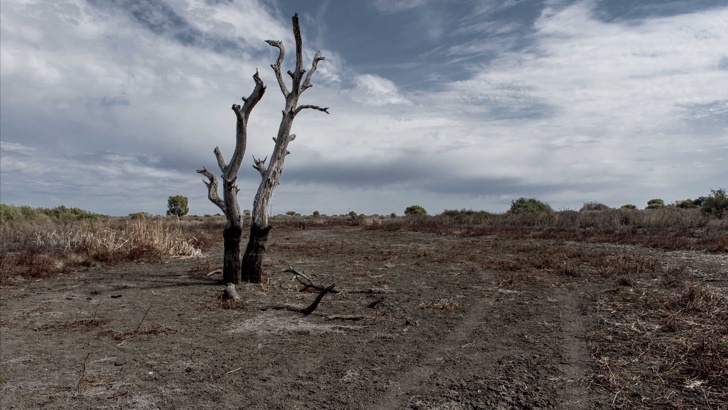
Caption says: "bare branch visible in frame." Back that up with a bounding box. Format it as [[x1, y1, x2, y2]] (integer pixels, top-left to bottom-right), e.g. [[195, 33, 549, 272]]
[[196, 167, 226, 213], [294, 105, 330, 116], [213, 147, 227, 173], [302, 51, 325, 92], [252, 155, 267, 177], [242, 71, 266, 116], [265, 40, 289, 97], [226, 72, 266, 180], [291, 13, 305, 91]]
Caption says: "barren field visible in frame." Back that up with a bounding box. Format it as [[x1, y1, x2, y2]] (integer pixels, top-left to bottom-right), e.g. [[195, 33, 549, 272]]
[[1, 224, 726, 409]]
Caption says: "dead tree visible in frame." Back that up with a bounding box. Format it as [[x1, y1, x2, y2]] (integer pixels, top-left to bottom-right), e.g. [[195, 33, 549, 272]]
[[242, 14, 329, 283], [197, 73, 266, 284]]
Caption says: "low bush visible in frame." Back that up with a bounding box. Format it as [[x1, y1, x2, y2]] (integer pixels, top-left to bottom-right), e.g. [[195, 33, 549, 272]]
[[509, 198, 552, 214], [0, 204, 101, 223], [701, 188, 727, 219], [580, 202, 611, 211], [646, 198, 665, 209], [404, 205, 427, 216], [675, 199, 698, 209]]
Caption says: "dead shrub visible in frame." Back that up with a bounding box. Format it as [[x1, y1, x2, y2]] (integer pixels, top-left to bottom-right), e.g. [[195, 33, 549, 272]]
[[666, 285, 728, 314], [659, 337, 728, 389]]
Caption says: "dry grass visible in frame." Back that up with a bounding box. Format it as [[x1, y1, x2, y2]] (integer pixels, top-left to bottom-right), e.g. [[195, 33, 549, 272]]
[[0, 217, 217, 285], [588, 277, 728, 408], [419, 297, 461, 311], [365, 208, 728, 253], [97, 325, 180, 341]]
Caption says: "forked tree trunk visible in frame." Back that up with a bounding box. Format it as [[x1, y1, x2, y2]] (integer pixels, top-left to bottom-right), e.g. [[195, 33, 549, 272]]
[[241, 14, 328, 284], [198, 73, 265, 284]]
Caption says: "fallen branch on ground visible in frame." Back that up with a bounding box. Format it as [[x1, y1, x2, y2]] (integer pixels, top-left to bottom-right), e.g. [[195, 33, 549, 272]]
[[261, 284, 336, 315], [283, 266, 339, 293]]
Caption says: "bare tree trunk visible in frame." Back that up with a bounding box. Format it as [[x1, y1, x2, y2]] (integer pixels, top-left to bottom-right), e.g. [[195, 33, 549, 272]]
[[198, 73, 265, 284], [241, 224, 271, 283], [242, 13, 328, 284], [222, 223, 242, 282]]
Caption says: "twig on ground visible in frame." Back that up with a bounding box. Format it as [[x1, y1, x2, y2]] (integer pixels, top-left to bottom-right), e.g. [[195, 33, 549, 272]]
[[135, 304, 153, 333], [76, 353, 91, 391]]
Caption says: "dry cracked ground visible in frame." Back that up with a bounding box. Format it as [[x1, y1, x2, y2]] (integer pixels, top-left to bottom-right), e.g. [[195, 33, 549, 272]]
[[1, 225, 726, 409]]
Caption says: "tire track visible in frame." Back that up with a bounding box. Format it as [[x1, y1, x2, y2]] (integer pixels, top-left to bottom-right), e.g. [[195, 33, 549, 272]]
[[367, 279, 494, 410], [555, 289, 596, 409]]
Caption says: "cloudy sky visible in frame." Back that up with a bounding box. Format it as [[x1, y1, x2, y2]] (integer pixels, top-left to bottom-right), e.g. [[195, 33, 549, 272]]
[[1, 0, 727, 216]]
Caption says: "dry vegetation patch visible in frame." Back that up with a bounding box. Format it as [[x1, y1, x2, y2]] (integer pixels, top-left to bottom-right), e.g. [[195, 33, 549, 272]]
[[0, 217, 214, 285], [1, 211, 726, 408], [588, 272, 727, 408]]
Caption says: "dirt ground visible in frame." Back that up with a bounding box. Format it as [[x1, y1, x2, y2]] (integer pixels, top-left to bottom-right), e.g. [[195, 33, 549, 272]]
[[1, 225, 726, 409]]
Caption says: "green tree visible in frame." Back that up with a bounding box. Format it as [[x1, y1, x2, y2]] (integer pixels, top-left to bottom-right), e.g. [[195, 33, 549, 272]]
[[404, 205, 427, 216], [675, 199, 698, 209], [620, 204, 637, 210], [167, 195, 189, 217], [580, 202, 610, 211], [701, 188, 727, 219], [646, 198, 665, 209], [509, 197, 552, 213]]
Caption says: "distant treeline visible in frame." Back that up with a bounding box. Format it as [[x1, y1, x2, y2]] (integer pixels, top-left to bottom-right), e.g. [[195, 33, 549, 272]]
[[0, 204, 102, 223]]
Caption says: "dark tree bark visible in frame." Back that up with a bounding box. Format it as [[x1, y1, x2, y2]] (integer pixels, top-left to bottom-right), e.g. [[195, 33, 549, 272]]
[[197, 72, 266, 284], [241, 224, 271, 283], [242, 14, 329, 283]]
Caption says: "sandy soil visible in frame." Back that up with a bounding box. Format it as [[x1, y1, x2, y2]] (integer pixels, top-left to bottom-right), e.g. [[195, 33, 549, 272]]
[[1, 225, 726, 409]]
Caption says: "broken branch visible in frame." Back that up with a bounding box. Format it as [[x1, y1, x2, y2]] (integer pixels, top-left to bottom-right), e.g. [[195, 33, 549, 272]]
[[196, 167, 226, 213], [214, 146, 227, 172], [260, 283, 336, 315], [252, 155, 267, 177], [302, 51, 325, 91], [284, 266, 339, 293], [265, 40, 289, 97], [294, 105, 330, 116]]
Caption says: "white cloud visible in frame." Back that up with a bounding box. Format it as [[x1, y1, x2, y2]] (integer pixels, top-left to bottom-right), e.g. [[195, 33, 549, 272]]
[[372, 0, 427, 13], [351, 74, 412, 106], [1, 1, 726, 215]]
